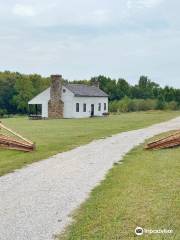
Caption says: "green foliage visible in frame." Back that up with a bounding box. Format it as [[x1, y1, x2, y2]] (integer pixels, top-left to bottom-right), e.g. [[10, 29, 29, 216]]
[[0, 71, 17, 113], [0, 71, 50, 115], [116, 96, 132, 112], [13, 75, 34, 113], [109, 100, 119, 113], [130, 76, 159, 99], [165, 101, 179, 110], [156, 95, 166, 110], [116, 78, 131, 99], [0, 109, 7, 118], [109, 97, 159, 113]]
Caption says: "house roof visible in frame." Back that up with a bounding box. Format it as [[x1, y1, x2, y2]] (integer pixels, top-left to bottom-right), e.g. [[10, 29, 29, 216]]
[[65, 84, 108, 97], [28, 84, 108, 104]]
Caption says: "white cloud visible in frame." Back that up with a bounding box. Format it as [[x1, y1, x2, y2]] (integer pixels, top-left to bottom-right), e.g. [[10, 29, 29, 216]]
[[13, 4, 36, 17], [10, 2, 111, 27], [127, 0, 163, 9], [91, 9, 110, 24], [0, 0, 180, 87]]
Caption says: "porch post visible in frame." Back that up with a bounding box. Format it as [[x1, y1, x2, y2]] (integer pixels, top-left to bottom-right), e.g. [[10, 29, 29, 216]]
[[35, 104, 38, 115]]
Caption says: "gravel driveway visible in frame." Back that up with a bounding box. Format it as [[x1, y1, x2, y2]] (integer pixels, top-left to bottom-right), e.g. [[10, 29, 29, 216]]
[[0, 117, 180, 240]]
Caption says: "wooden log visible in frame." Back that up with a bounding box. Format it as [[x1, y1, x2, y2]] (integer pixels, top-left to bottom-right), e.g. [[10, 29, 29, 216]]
[[0, 121, 35, 152], [0, 122, 33, 145], [0, 143, 34, 152], [147, 132, 180, 147], [149, 140, 180, 150], [0, 140, 34, 151], [0, 135, 33, 148], [146, 136, 180, 148], [146, 131, 180, 150], [0, 136, 35, 151], [0, 135, 34, 146]]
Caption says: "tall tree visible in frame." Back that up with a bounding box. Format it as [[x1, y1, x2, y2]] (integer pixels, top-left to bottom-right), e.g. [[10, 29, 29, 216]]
[[13, 74, 34, 113], [116, 78, 130, 99], [163, 86, 175, 102], [137, 76, 159, 99], [0, 71, 17, 113]]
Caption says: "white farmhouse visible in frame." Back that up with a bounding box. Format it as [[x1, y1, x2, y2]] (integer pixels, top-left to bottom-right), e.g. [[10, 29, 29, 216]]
[[28, 75, 109, 119]]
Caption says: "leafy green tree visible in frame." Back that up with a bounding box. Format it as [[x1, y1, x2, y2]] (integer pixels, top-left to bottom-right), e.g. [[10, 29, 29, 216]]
[[156, 95, 166, 110], [30, 74, 50, 96], [116, 79, 130, 99], [0, 71, 50, 114], [174, 89, 180, 104], [137, 76, 159, 99], [13, 74, 34, 113], [0, 71, 17, 113], [163, 86, 175, 102]]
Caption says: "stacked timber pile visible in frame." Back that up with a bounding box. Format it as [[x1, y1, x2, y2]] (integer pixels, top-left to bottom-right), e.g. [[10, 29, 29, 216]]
[[146, 131, 180, 150], [0, 122, 35, 152]]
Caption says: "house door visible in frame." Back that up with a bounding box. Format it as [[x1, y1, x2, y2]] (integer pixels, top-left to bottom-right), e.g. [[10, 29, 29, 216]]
[[91, 104, 94, 116]]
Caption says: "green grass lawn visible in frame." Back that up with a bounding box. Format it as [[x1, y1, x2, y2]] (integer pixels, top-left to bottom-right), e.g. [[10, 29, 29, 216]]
[[59, 133, 180, 240], [0, 111, 179, 176]]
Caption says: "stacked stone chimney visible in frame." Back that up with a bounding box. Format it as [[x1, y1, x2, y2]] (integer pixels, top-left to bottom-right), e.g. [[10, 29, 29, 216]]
[[48, 75, 64, 118], [92, 78, 100, 88]]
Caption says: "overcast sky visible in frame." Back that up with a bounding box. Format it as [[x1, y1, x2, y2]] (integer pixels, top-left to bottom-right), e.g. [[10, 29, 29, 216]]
[[0, 0, 180, 87]]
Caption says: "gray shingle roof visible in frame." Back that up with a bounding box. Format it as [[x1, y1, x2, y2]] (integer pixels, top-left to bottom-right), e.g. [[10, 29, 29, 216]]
[[65, 84, 108, 97]]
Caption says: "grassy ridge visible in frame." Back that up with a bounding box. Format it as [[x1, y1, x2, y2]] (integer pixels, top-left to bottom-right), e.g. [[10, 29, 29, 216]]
[[59, 133, 180, 240], [0, 111, 179, 176]]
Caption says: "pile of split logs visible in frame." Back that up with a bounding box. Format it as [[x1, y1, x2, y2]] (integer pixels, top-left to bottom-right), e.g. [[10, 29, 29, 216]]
[[0, 122, 35, 152], [146, 131, 180, 150]]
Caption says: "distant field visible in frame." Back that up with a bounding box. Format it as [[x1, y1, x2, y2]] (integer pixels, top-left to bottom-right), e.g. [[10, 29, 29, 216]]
[[0, 111, 180, 176], [59, 132, 180, 240]]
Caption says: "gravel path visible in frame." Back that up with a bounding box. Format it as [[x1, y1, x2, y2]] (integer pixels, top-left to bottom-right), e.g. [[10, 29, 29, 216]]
[[0, 117, 180, 240]]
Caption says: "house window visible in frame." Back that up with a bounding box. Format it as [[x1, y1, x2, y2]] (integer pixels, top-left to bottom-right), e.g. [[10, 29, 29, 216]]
[[104, 103, 107, 111], [83, 103, 86, 112], [76, 103, 80, 112], [98, 103, 101, 111]]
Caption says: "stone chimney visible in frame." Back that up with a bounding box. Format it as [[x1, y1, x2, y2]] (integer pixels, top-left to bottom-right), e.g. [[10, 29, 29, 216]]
[[48, 75, 64, 118], [92, 78, 100, 88]]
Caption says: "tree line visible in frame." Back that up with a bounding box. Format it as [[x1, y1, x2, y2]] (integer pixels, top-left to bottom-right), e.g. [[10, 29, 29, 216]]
[[0, 71, 180, 116], [91, 76, 180, 112], [0, 71, 50, 116]]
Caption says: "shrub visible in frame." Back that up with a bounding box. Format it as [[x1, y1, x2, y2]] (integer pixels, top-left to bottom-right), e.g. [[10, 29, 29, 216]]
[[116, 98, 157, 113], [165, 101, 179, 110], [109, 98, 178, 113], [156, 99, 166, 110], [109, 101, 119, 112], [117, 97, 131, 112], [136, 99, 157, 111], [0, 109, 7, 118]]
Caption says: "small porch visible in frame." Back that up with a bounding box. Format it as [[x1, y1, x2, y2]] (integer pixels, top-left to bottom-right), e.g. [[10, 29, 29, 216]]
[[28, 104, 43, 120]]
